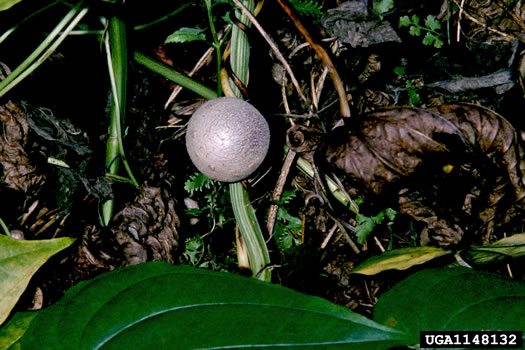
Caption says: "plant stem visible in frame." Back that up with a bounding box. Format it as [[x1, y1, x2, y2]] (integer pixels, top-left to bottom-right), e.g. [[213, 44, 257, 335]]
[[228, 0, 271, 282], [102, 15, 139, 226], [133, 51, 218, 100], [205, 0, 222, 96], [133, 2, 192, 31]]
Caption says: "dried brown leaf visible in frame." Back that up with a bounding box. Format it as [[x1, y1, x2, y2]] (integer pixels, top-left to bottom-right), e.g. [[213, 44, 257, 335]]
[[316, 103, 525, 246]]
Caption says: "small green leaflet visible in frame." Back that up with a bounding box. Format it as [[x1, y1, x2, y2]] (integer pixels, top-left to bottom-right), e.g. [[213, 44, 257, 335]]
[[398, 15, 412, 28], [398, 14, 443, 48], [424, 14, 441, 31], [165, 27, 206, 44], [373, 0, 393, 15], [423, 32, 444, 48], [184, 172, 215, 194], [356, 208, 396, 244]]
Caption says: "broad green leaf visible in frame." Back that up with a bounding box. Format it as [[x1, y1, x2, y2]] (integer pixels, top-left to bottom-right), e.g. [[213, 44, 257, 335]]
[[0, 235, 75, 325], [165, 27, 206, 44], [0, 312, 37, 350], [0, 0, 21, 11], [465, 233, 525, 264], [351, 247, 453, 275], [374, 267, 525, 338], [14, 262, 409, 349]]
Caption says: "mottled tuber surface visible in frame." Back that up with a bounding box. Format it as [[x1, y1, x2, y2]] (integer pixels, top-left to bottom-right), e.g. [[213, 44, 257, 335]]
[[186, 97, 270, 182], [291, 103, 525, 246]]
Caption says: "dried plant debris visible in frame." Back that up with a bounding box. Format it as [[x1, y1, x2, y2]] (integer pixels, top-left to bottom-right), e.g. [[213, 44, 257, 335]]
[[31, 177, 181, 307], [322, 0, 401, 48], [0, 98, 46, 197], [110, 183, 180, 265], [426, 69, 515, 95], [298, 103, 525, 246]]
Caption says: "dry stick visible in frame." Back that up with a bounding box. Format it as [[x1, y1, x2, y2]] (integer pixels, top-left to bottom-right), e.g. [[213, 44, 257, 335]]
[[266, 149, 297, 237], [456, 0, 465, 42], [164, 45, 216, 109], [321, 223, 338, 249], [266, 71, 297, 237], [164, 27, 232, 109], [373, 236, 386, 253], [280, 68, 293, 121], [276, 0, 350, 118], [230, 0, 309, 106]]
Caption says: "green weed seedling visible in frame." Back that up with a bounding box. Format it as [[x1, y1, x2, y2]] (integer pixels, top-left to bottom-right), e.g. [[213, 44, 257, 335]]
[[272, 190, 303, 251], [393, 66, 422, 106], [399, 14, 444, 48]]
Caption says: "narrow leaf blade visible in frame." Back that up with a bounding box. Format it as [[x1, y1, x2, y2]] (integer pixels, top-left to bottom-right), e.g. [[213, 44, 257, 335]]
[[351, 247, 453, 275]]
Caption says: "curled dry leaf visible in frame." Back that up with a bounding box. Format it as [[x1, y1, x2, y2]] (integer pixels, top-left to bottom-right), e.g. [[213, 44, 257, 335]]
[[295, 103, 525, 246], [0, 100, 45, 196]]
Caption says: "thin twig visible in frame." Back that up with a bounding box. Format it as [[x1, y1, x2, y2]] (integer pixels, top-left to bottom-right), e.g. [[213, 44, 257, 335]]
[[457, 0, 465, 42], [266, 149, 297, 238], [230, 0, 309, 105], [164, 36, 221, 109], [276, 0, 350, 118], [321, 223, 338, 249], [374, 236, 385, 253]]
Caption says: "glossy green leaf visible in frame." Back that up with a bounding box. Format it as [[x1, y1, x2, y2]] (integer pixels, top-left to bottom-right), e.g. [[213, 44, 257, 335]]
[[374, 267, 525, 339], [465, 233, 525, 264], [0, 312, 37, 350], [14, 262, 408, 349], [0, 0, 22, 11], [351, 247, 453, 275], [0, 235, 75, 325]]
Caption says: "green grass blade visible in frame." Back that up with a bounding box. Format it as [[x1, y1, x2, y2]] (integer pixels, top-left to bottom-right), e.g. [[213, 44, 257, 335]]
[[133, 51, 217, 100], [0, 4, 88, 99]]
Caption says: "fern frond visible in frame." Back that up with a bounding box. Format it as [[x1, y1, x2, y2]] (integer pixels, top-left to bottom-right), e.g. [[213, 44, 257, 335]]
[[289, 0, 323, 18]]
